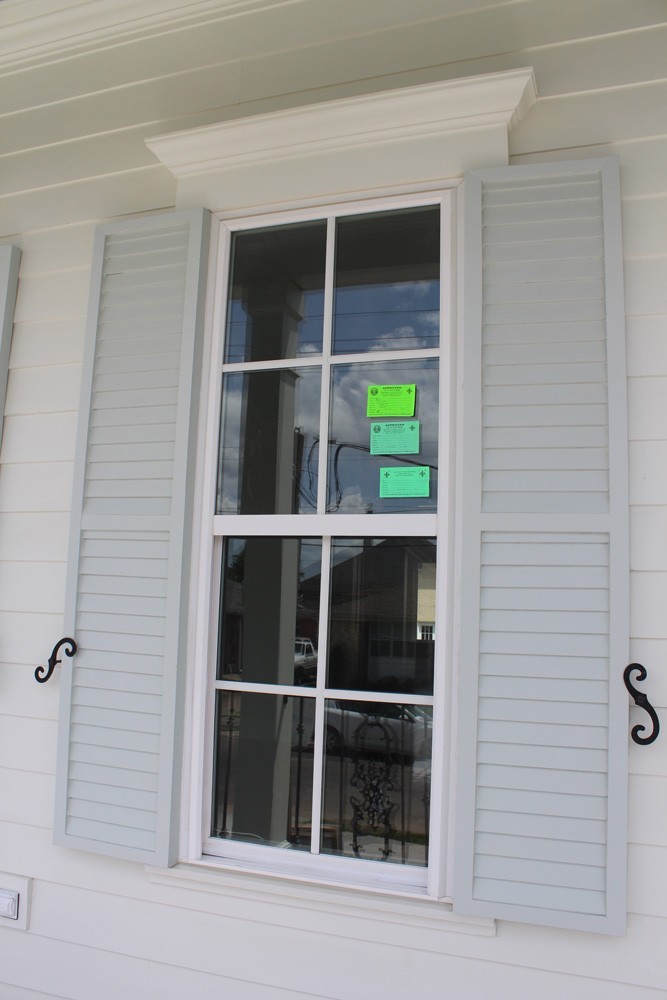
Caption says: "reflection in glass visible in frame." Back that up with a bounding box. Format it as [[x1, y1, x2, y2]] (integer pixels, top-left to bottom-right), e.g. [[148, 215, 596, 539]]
[[217, 367, 321, 514], [327, 358, 438, 513], [333, 207, 440, 354], [321, 701, 431, 865], [211, 692, 315, 849], [326, 538, 436, 694], [217, 537, 322, 685], [225, 222, 327, 363]]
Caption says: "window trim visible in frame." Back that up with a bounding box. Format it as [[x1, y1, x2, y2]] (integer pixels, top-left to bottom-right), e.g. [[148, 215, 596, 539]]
[[182, 189, 458, 897]]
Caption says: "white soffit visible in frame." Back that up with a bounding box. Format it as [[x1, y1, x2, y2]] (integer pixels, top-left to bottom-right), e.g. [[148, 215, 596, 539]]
[[147, 69, 537, 185]]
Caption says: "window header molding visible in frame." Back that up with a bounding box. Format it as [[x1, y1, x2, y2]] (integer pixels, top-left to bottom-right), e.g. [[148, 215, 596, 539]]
[[147, 69, 536, 178], [145, 69, 537, 213]]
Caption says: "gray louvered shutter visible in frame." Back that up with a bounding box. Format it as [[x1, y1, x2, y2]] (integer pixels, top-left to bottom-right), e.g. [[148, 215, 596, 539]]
[[454, 158, 628, 933], [54, 209, 210, 865], [0, 245, 21, 451]]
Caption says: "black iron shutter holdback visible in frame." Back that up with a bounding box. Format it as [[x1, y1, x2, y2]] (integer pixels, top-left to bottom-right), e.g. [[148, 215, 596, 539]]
[[35, 637, 77, 684], [623, 663, 660, 745]]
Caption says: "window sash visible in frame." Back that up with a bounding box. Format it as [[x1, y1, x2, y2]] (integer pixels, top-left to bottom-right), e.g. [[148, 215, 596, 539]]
[[193, 192, 455, 893]]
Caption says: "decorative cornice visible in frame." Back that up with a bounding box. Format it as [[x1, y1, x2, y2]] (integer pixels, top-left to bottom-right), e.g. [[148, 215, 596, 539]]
[[0, 0, 282, 70], [146, 69, 537, 180]]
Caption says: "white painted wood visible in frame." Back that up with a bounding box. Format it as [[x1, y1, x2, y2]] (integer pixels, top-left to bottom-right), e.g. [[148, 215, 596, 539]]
[[54, 209, 210, 865], [0, 2, 666, 998], [454, 158, 629, 933], [0, 245, 21, 453]]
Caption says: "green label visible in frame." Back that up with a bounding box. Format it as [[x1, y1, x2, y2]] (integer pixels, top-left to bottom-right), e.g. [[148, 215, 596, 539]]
[[379, 466, 430, 498], [366, 383, 416, 417], [370, 421, 420, 455]]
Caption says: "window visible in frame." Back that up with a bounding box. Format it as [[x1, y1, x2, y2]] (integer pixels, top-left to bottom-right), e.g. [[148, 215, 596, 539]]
[[55, 150, 628, 934], [202, 199, 452, 888]]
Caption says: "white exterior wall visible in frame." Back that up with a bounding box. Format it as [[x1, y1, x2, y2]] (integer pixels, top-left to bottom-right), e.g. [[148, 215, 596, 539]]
[[0, 1, 665, 996]]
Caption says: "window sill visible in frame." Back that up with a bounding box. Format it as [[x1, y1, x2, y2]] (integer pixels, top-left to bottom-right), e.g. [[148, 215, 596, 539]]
[[146, 859, 496, 941]]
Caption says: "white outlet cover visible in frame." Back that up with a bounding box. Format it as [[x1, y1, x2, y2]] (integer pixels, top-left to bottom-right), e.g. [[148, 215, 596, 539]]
[[0, 873, 31, 930]]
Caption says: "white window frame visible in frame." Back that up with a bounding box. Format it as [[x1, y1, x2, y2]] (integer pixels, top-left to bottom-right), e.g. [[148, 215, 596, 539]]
[[183, 188, 459, 899]]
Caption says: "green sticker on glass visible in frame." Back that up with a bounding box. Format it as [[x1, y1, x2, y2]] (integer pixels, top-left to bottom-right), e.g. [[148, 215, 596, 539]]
[[366, 384, 416, 417], [379, 466, 430, 498], [370, 421, 420, 455]]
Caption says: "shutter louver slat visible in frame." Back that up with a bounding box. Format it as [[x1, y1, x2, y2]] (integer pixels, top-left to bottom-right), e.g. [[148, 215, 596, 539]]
[[54, 210, 210, 865], [455, 159, 628, 933]]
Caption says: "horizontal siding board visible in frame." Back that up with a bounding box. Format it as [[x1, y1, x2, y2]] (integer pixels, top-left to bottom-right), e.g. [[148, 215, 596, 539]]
[[477, 743, 608, 772], [484, 362, 607, 386], [68, 779, 158, 812], [65, 818, 156, 851], [484, 448, 608, 471], [483, 236, 604, 264], [478, 719, 607, 750], [483, 403, 607, 426], [481, 587, 608, 612], [68, 761, 159, 792], [484, 340, 606, 364], [483, 180, 601, 205], [483, 216, 604, 244], [475, 831, 606, 866], [76, 612, 167, 637], [70, 723, 160, 754], [479, 676, 607, 702], [83, 497, 173, 516], [93, 369, 180, 392], [90, 405, 178, 427], [78, 575, 168, 598], [471, 877, 605, 915], [71, 705, 162, 735], [73, 667, 163, 695], [482, 493, 609, 514], [474, 855, 606, 892], [483, 278, 604, 304], [484, 424, 608, 448], [74, 629, 164, 656], [476, 809, 606, 844], [478, 698, 608, 728], [477, 763, 608, 796], [79, 557, 169, 578], [478, 653, 609, 680], [72, 686, 161, 713], [86, 460, 175, 481], [480, 607, 608, 633], [78, 593, 167, 616], [479, 630, 609, 656], [484, 257, 605, 283], [69, 742, 158, 773]]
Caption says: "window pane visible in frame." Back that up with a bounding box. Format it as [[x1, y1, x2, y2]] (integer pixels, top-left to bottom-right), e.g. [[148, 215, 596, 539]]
[[225, 222, 327, 363], [321, 700, 432, 866], [333, 207, 439, 354], [327, 358, 438, 513], [217, 366, 321, 514], [217, 537, 322, 685], [326, 537, 436, 694], [211, 691, 315, 850]]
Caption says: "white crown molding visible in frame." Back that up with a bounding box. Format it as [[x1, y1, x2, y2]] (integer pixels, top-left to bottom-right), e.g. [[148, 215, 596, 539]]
[[0, 0, 282, 70], [146, 69, 537, 180]]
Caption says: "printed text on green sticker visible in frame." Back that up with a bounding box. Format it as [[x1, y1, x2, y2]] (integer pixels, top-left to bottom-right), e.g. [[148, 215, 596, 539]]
[[379, 466, 430, 498], [366, 384, 416, 417]]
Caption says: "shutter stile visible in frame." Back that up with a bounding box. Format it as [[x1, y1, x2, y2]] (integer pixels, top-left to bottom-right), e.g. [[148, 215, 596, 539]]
[[455, 160, 628, 932], [55, 211, 210, 865]]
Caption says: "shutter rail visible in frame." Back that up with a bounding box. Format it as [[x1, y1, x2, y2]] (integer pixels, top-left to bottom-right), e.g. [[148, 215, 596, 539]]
[[623, 663, 660, 745]]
